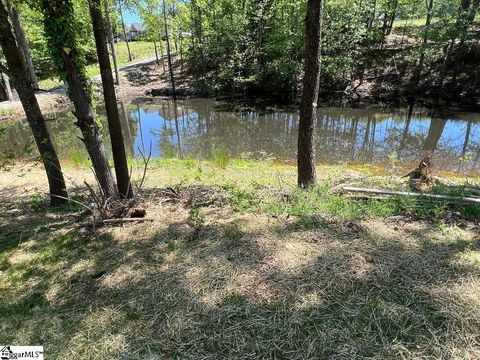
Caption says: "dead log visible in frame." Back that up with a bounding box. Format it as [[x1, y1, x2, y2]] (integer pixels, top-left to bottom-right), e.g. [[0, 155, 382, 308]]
[[102, 218, 155, 224], [341, 186, 480, 205]]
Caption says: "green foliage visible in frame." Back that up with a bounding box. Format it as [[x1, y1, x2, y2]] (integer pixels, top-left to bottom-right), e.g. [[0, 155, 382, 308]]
[[39, 0, 91, 96], [178, 0, 474, 94], [26, 193, 47, 212], [70, 149, 90, 167], [223, 222, 243, 246], [20, 0, 97, 80], [462, 204, 480, 219], [211, 146, 229, 168], [0, 126, 15, 171], [11, 0, 476, 93], [223, 182, 260, 212]]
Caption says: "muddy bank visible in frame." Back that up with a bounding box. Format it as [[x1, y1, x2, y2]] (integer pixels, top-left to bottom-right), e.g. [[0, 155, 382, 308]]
[[0, 89, 70, 122], [125, 58, 480, 111]]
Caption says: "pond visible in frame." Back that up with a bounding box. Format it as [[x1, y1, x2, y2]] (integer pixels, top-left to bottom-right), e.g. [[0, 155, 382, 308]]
[[2, 98, 480, 174]]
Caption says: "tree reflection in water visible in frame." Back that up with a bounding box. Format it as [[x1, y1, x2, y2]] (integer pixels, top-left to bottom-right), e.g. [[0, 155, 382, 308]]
[[3, 99, 480, 174]]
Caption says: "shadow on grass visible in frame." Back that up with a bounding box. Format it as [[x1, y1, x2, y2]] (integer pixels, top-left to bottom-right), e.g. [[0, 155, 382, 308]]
[[0, 201, 479, 359]]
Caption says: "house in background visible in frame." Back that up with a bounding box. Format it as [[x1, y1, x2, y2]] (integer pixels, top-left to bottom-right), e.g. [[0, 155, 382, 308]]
[[128, 23, 146, 41]]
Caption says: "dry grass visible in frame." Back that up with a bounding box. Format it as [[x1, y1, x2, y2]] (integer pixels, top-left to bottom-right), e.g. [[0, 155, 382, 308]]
[[1, 161, 480, 359], [1, 201, 480, 358]]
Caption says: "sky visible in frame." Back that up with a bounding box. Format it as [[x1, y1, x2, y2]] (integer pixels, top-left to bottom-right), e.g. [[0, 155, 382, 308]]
[[123, 9, 141, 25]]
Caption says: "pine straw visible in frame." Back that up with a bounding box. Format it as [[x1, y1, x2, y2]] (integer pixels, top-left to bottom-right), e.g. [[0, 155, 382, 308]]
[[1, 197, 480, 359]]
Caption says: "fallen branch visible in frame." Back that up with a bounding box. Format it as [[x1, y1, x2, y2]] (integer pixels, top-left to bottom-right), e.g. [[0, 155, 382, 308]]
[[102, 217, 155, 224], [48, 194, 92, 211], [84, 181, 108, 219], [137, 141, 152, 191], [341, 186, 480, 205]]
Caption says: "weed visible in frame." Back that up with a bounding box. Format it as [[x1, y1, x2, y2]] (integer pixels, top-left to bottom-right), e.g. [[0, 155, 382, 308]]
[[212, 146, 230, 169], [26, 193, 47, 212], [223, 182, 260, 212], [70, 150, 90, 167], [188, 207, 205, 240], [167, 239, 178, 252], [462, 204, 480, 219], [223, 223, 243, 246]]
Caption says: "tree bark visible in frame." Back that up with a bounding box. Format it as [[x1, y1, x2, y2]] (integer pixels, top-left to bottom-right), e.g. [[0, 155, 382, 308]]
[[297, 0, 324, 187], [41, 0, 118, 201], [104, 2, 121, 86], [89, 0, 133, 199], [9, 6, 38, 89], [0, 1, 68, 206], [163, 0, 177, 100], [0, 74, 8, 101]]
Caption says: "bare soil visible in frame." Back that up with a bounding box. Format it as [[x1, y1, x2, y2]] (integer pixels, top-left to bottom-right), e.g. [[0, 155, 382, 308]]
[[0, 90, 70, 122]]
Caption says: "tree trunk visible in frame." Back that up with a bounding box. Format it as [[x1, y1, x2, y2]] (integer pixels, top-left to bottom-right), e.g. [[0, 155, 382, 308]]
[[461, 119, 472, 157], [179, 37, 184, 75], [192, 0, 206, 78], [41, 0, 118, 201], [423, 117, 447, 152], [385, 0, 398, 36], [119, 6, 132, 62], [297, 0, 324, 187], [120, 100, 135, 157], [0, 2, 68, 206], [158, 33, 166, 73], [399, 102, 414, 153], [451, 0, 479, 87], [163, 0, 177, 100], [438, 37, 455, 87], [438, 0, 478, 87], [104, 2, 121, 86], [0, 74, 8, 101], [153, 39, 159, 65], [1, 72, 14, 101], [9, 7, 38, 89], [412, 0, 434, 90], [89, 0, 133, 199], [367, 0, 377, 32]]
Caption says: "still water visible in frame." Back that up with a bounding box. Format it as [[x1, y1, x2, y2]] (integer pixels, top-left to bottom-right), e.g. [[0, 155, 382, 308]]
[[3, 98, 480, 174]]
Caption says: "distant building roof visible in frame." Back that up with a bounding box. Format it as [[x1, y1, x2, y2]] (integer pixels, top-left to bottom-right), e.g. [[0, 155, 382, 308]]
[[130, 23, 146, 32]]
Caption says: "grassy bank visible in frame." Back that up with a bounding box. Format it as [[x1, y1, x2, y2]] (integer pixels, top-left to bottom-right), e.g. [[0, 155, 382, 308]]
[[1, 160, 480, 359], [39, 41, 159, 90]]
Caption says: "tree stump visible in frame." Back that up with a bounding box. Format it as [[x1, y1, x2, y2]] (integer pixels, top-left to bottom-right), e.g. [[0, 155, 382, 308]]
[[403, 156, 434, 191]]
